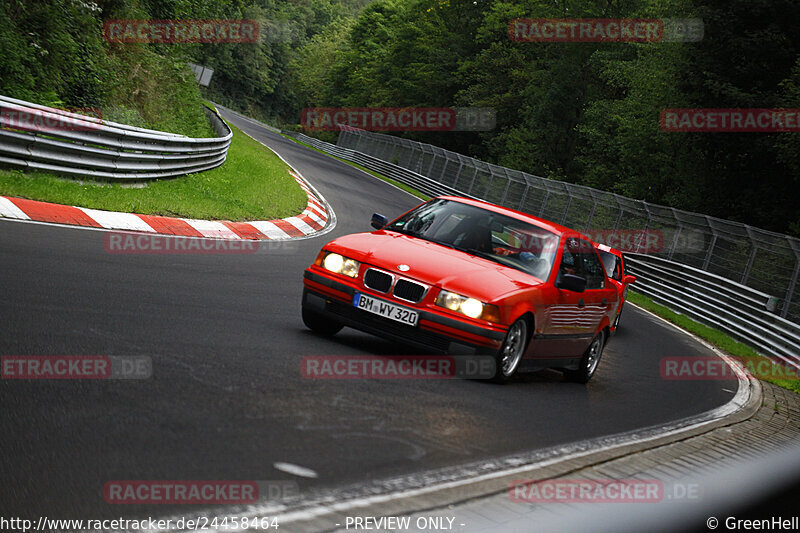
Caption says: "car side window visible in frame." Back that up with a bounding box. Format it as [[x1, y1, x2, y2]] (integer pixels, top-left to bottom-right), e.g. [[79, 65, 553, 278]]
[[559, 238, 605, 289], [598, 250, 622, 281], [559, 241, 579, 277], [580, 243, 606, 289]]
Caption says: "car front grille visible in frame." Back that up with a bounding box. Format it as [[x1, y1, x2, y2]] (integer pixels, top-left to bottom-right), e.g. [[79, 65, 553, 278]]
[[363, 268, 392, 293], [393, 279, 427, 303]]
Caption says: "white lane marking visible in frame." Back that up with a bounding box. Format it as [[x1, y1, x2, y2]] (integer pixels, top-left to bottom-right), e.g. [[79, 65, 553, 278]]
[[249, 220, 291, 240], [273, 462, 319, 479], [79, 207, 156, 232], [0, 197, 30, 219], [182, 219, 239, 239], [284, 216, 315, 234]]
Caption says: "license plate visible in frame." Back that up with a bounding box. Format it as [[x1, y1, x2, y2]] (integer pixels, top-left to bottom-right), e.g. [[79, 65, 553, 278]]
[[353, 293, 419, 327]]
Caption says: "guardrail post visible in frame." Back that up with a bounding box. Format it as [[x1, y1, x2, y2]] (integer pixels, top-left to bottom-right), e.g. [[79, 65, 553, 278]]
[[426, 150, 437, 178], [467, 166, 479, 195], [500, 169, 513, 205], [539, 190, 550, 217], [667, 208, 682, 260], [783, 242, 800, 319], [741, 246, 758, 285], [584, 198, 597, 233], [637, 203, 652, 254], [668, 225, 683, 261], [702, 233, 718, 271], [413, 148, 424, 174], [518, 184, 530, 211], [438, 154, 449, 183], [613, 200, 623, 230], [440, 157, 452, 186], [560, 195, 572, 225]]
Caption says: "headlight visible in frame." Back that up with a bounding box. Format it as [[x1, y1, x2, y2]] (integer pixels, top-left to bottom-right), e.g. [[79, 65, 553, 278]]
[[436, 290, 488, 319], [321, 252, 360, 278]]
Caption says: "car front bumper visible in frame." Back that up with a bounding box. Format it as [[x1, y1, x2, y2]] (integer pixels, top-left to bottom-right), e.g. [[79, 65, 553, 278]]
[[302, 269, 505, 356]]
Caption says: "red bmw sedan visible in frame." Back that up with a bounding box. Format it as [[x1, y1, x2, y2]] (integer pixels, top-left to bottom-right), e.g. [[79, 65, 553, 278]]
[[302, 197, 619, 383]]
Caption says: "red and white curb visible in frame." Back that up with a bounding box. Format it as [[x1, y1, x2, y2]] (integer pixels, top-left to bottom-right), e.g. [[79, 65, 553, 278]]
[[0, 170, 331, 240]]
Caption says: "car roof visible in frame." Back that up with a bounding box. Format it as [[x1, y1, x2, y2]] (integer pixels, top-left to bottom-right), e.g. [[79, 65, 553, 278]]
[[438, 196, 586, 238]]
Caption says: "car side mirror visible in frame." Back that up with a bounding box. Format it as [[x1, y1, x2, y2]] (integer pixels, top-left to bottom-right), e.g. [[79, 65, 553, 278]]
[[623, 275, 637, 285], [556, 273, 587, 293], [371, 213, 388, 230]]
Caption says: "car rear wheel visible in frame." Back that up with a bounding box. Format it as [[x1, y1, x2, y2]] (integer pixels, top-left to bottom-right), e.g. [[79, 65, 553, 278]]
[[491, 318, 528, 383], [564, 330, 605, 384], [302, 308, 343, 336]]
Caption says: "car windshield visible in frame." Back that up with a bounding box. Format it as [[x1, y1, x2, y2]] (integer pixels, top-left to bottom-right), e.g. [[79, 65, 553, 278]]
[[386, 199, 559, 281]]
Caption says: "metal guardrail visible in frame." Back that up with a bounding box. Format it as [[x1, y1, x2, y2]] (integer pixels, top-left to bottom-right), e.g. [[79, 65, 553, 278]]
[[626, 254, 800, 370], [335, 126, 800, 325], [0, 95, 231, 180], [285, 129, 800, 369]]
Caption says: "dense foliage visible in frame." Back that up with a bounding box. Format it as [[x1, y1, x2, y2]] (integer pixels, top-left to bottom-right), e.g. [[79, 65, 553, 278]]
[[1, 0, 797, 234], [292, 0, 800, 236]]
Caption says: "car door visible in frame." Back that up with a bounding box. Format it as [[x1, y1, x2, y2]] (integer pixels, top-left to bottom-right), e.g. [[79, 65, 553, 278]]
[[576, 240, 617, 343], [542, 238, 616, 357]]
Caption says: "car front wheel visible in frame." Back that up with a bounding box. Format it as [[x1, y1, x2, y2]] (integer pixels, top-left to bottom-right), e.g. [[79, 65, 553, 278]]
[[491, 318, 528, 383], [564, 330, 605, 384]]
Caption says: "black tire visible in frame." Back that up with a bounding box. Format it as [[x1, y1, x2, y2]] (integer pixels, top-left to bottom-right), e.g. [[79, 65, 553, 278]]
[[564, 330, 605, 384], [490, 318, 528, 383], [302, 308, 343, 336]]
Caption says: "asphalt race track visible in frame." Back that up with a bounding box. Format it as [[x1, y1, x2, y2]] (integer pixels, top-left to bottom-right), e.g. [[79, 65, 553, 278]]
[[0, 110, 738, 521]]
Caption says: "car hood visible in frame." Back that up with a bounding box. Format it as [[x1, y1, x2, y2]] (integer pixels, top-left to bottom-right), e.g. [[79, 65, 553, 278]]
[[326, 231, 544, 301]]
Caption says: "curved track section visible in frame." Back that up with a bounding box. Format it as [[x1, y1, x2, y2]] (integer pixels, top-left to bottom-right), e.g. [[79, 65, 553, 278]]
[[0, 110, 737, 520]]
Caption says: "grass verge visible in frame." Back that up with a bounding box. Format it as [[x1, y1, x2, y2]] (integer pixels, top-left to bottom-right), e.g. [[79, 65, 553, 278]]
[[0, 120, 307, 221], [628, 291, 800, 395]]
